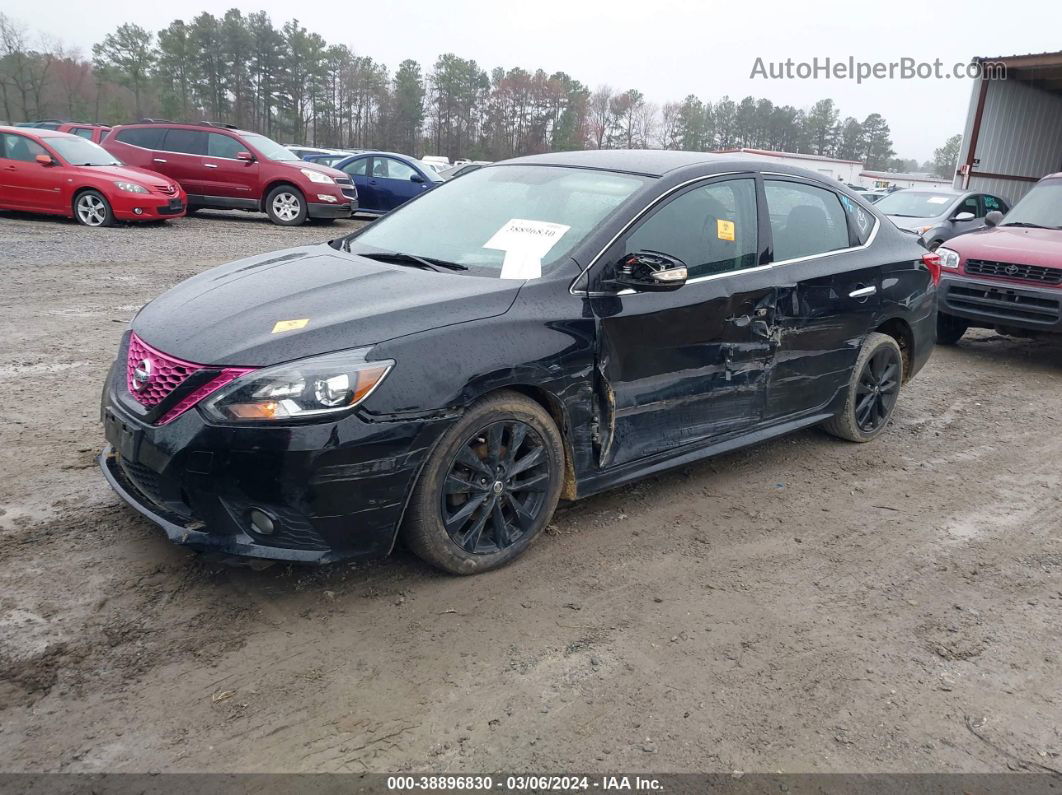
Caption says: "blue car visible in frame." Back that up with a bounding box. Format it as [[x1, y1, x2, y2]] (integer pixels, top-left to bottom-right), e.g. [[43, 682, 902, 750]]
[[331, 151, 442, 215]]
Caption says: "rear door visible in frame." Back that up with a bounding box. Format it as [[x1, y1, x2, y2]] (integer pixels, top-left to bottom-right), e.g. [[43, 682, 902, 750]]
[[201, 132, 259, 204], [157, 128, 209, 198], [762, 178, 883, 420], [591, 175, 777, 467]]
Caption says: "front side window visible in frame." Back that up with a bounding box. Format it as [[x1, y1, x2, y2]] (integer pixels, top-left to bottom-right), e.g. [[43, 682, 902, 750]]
[[0, 133, 47, 162], [350, 165, 650, 275], [162, 128, 207, 155], [765, 180, 850, 261], [625, 178, 758, 279], [958, 195, 982, 217], [376, 158, 417, 181], [72, 128, 94, 139], [207, 132, 244, 159]]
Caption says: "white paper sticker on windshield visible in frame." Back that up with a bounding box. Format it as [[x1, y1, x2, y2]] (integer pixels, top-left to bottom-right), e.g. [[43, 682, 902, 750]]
[[927, 196, 950, 204], [483, 219, 571, 279]]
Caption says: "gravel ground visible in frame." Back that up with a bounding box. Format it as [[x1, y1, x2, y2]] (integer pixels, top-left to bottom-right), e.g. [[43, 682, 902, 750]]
[[0, 210, 1060, 774]]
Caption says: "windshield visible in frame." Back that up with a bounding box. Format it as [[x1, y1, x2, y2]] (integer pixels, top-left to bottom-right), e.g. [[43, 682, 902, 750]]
[[874, 191, 957, 217], [49, 137, 121, 166], [242, 133, 301, 161], [1002, 179, 1062, 229], [349, 165, 650, 276]]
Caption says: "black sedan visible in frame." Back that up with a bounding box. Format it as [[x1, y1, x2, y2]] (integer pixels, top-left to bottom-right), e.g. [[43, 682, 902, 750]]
[[99, 150, 937, 574]]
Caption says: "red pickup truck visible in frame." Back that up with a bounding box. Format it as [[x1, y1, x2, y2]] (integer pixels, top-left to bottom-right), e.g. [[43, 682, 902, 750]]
[[935, 173, 1062, 344]]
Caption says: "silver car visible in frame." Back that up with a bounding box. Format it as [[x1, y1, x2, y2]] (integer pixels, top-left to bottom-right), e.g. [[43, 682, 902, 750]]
[[874, 188, 1011, 249]]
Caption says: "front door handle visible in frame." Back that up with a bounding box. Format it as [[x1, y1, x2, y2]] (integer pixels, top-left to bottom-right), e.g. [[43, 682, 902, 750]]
[[849, 285, 877, 299], [153, 158, 167, 163], [203, 163, 218, 168]]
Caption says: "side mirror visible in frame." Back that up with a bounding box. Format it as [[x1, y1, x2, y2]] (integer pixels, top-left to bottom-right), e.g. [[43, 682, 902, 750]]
[[410, 172, 425, 183], [952, 211, 975, 222], [35, 154, 54, 166], [236, 151, 255, 163], [984, 210, 1004, 227], [612, 251, 688, 292]]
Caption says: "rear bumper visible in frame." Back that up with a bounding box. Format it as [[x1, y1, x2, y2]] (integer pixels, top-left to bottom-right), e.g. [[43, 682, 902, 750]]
[[939, 274, 1062, 333], [307, 200, 356, 219]]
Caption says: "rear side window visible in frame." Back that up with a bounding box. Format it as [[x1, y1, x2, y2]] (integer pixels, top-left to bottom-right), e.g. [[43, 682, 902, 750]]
[[72, 127, 94, 139], [207, 133, 244, 159], [838, 193, 874, 244], [625, 178, 759, 279], [114, 127, 166, 149], [0, 133, 47, 162], [983, 194, 1006, 213], [765, 180, 850, 261], [162, 128, 207, 155]]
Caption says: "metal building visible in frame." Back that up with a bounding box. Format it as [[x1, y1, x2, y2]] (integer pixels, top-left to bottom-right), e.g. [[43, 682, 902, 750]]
[[954, 51, 1062, 202]]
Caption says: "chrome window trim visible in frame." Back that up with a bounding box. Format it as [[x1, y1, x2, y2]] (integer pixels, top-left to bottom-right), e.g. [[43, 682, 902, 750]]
[[576, 169, 881, 297]]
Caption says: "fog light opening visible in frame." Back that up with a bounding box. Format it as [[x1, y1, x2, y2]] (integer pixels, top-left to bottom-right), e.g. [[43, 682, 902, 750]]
[[133, 207, 144, 215], [248, 508, 277, 536]]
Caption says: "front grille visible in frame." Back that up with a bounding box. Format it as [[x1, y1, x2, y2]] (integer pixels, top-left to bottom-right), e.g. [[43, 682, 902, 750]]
[[127, 333, 199, 407], [334, 177, 352, 185], [153, 184, 177, 195], [125, 332, 255, 425], [945, 283, 1062, 325], [158, 202, 184, 216], [341, 188, 357, 200], [965, 259, 1062, 286]]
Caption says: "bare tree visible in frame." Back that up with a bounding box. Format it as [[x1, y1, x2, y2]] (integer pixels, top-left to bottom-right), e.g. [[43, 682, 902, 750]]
[[588, 84, 613, 149]]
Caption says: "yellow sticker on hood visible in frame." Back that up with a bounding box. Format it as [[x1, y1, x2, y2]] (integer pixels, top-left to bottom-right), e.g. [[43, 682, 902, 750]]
[[272, 318, 309, 333], [717, 219, 735, 241]]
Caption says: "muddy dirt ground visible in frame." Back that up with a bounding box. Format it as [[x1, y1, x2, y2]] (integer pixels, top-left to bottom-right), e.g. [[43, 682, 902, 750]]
[[0, 210, 1059, 774]]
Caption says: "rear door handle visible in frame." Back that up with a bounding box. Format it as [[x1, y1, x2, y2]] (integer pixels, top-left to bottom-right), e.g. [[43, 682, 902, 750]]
[[153, 158, 167, 163], [849, 285, 877, 298]]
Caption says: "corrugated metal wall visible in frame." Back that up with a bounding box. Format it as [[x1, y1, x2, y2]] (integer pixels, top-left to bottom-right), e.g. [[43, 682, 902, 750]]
[[953, 76, 1062, 203]]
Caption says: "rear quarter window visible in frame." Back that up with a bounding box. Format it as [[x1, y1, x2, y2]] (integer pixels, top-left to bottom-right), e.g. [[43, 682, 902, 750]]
[[838, 193, 875, 244], [115, 127, 166, 149]]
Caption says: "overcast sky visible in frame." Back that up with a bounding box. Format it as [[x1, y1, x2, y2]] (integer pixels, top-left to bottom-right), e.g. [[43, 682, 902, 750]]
[[7, 0, 1058, 161]]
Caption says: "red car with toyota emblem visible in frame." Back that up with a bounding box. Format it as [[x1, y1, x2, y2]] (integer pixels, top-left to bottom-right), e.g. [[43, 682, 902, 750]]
[[935, 173, 1062, 344], [0, 125, 185, 226]]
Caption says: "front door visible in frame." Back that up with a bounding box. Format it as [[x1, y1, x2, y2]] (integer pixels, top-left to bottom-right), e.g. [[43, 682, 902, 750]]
[[201, 132, 259, 205], [0, 132, 62, 212], [370, 156, 426, 212], [590, 175, 777, 468]]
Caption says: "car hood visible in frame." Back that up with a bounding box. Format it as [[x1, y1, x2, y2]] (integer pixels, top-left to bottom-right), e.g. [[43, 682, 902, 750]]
[[887, 214, 940, 231], [947, 226, 1062, 268], [84, 164, 180, 188], [274, 159, 347, 180], [131, 244, 522, 366]]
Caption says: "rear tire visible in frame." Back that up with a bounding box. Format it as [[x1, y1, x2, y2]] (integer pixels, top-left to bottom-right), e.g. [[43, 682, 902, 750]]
[[265, 185, 308, 226], [936, 312, 968, 345], [402, 391, 564, 575], [73, 190, 115, 227], [822, 332, 903, 443]]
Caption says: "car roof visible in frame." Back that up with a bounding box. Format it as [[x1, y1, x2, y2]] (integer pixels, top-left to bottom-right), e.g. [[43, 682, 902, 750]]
[[0, 125, 78, 139], [503, 149, 739, 177], [114, 122, 255, 136]]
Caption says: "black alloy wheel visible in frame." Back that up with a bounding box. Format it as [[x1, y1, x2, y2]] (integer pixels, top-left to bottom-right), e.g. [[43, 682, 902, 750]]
[[441, 420, 551, 554], [854, 346, 901, 434]]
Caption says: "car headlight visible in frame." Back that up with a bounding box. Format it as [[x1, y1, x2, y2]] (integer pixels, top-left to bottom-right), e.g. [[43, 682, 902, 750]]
[[114, 181, 148, 193], [937, 247, 961, 269], [201, 348, 393, 422], [301, 168, 334, 184]]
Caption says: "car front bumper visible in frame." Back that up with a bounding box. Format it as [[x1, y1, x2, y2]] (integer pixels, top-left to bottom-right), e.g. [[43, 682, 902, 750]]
[[99, 358, 449, 563], [110, 193, 186, 221], [307, 199, 357, 219], [939, 274, 1062, 333]]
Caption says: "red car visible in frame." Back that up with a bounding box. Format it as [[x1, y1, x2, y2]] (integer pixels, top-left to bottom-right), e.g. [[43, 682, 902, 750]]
[[936, 172, 1062, 343], [103, 122, 357, 225], [0, 126, 185, 227], [15, 120, 112, 143]]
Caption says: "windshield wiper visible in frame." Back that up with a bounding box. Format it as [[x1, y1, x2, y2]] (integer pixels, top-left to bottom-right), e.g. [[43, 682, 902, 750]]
[[358, 250, 468, 271], [1002, 221, 1048, 229], [888, 213, 921, 218]]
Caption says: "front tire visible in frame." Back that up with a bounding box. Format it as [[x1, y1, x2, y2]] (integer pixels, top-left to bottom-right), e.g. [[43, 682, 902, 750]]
[[936, 312, 968, 345], [73, 190, 115, 227], [822, 332, 903, 443], [402, 391, 565, 575], [265, 185, 308, 226]]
